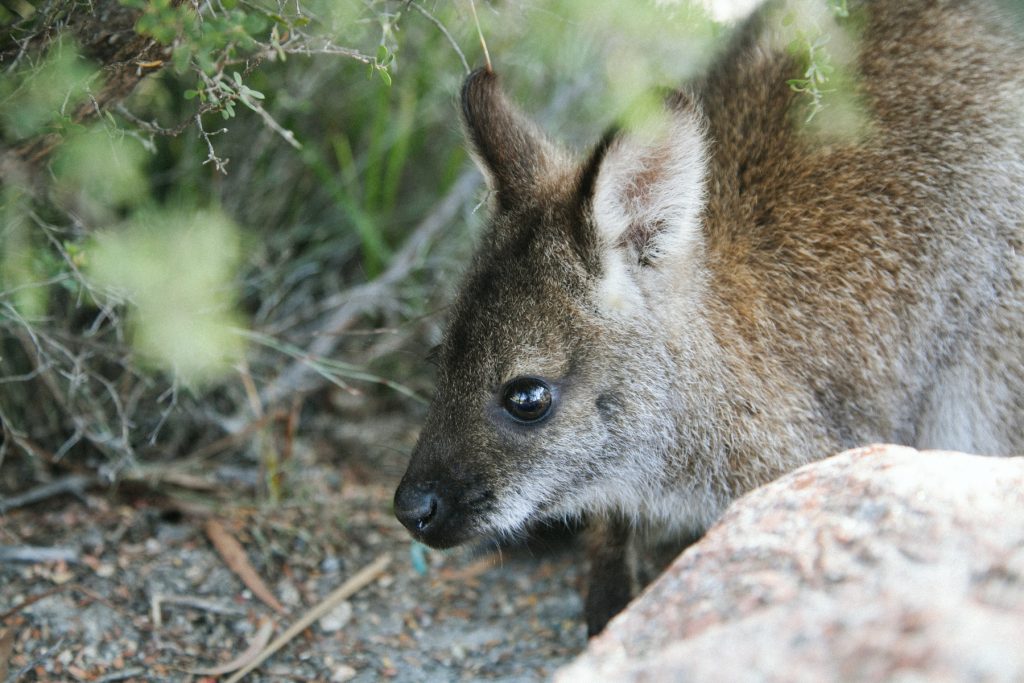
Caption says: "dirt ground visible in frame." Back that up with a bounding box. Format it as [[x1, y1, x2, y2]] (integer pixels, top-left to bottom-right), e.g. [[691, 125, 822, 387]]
[[0, 408, 589, 682]]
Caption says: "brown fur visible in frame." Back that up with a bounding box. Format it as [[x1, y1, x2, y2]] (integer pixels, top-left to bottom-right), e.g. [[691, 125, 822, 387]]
[[394, 0, 1024, 636]]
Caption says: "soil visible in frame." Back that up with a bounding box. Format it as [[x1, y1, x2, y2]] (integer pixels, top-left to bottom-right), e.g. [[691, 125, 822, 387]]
[[0, 407, 589, 682]]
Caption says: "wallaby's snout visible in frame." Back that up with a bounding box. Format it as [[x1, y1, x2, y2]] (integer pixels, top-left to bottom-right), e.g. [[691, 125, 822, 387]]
[[394, 435, 496, 548], [393, 480, 444, 538], [393, 464, 466, 547]]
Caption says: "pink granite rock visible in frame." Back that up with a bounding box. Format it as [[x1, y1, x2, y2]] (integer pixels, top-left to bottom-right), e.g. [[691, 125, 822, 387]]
[[557, 445, 1024, 682]]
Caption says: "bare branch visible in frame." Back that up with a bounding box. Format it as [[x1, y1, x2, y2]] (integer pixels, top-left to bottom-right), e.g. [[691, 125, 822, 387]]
[[196, 114, 230, 174], [245, 99, 302, 150]]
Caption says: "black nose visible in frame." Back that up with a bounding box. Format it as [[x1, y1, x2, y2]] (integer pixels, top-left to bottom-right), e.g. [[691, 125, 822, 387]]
[[394, 483, 445, 535]]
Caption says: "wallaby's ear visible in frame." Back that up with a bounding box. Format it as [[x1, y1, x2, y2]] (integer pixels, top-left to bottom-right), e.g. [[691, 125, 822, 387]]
[[590, 104, 707, 266], [461, 68, 565, 211]]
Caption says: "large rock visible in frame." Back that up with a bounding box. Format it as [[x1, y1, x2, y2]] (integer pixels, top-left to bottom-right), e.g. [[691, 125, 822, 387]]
[[557, 445, 1024, 682]]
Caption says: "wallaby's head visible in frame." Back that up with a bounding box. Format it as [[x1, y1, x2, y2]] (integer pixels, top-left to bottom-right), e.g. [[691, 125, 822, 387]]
[[394, 69, 710, 548]]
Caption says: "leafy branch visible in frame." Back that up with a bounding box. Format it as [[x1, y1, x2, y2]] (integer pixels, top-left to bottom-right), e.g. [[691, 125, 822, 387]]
[[787, 32, 835, 122]]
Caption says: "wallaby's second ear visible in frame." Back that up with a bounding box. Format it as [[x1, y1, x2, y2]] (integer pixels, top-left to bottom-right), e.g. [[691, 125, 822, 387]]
[[591, 105, 708, 266], [461, 68, 564, 210]]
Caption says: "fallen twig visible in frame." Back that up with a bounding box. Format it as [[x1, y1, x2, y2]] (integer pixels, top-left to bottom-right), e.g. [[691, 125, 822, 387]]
[[120, 468, 220, 492], [94, 668, 147, 683], [0, 627, 14, 681], [0, 475, 92, 514], [224, 553, 392, 683], [0, 546, 80, 564], [150, 594, 248, 627], [0, 583, 146, 628], [1, 585, 74, 622], [205, 519, 286, 614], [186, 617, 275, 676], [6, 636, 65, 683]]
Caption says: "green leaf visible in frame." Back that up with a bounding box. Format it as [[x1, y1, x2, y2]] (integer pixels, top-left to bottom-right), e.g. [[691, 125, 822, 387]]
[[377, 67, 392, 87]]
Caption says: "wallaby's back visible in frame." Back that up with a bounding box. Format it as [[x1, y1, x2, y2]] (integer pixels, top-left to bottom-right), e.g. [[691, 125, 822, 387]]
[[694, 0, 1024, 464]]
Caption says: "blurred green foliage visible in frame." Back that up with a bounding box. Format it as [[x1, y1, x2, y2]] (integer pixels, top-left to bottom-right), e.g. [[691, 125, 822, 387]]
[[88, 208, 245, 383], [52, 127, 149, 214], [0, 40, 93, 139]]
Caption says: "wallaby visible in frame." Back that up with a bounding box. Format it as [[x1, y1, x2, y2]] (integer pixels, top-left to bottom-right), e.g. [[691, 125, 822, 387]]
[[394, 0, 1024, 636]]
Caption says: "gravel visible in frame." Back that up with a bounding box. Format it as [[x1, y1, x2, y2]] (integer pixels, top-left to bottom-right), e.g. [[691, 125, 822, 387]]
[[0, 411, 589, 682]]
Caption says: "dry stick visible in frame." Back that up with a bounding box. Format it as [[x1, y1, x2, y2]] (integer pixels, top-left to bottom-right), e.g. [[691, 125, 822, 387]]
[[467, 0, 492, 72], [0, 626, 14, 681], [0, 546, 80, 564], [93, 668, 147, 683], [0, 475, 92, 514], [151, 594, 248, 622], [239, 169, 479, 422], [224, 553, 392, 683], [205, 519, 286, 614], [0, 585, 69, 622], [186, 617, 275, 676], [0, 583, 150, 628], [121, 469, 220, 492]]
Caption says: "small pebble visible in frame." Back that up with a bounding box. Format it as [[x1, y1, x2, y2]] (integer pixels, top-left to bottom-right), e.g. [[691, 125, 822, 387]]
[[331, 664, 358, 682], [278, 579, 301, 607], [319, 601, 353, 633]]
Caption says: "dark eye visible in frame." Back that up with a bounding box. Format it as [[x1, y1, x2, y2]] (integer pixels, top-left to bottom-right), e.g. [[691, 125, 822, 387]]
[[501, 377, 553, 423]]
